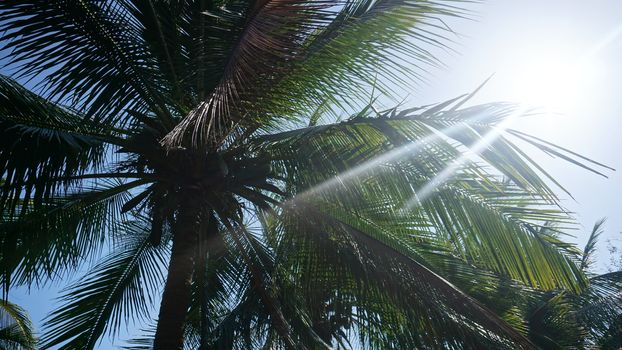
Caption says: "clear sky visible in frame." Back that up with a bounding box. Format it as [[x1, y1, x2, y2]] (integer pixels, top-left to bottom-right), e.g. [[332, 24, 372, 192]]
[[7, 0, 622, 348]]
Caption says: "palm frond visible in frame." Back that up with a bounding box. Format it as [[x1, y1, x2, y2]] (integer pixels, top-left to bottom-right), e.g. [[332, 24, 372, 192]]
[[256, 98, 609, 201], [598, 313, 622, 349], [580, 218, 606, 272], [265, 0, 468, 129], [254, 99, 605, 291], [0, 180, 146, 292], [264, 203, 535, 349], [120, 322, 202, 350], [522, 259, 622, 347], [40, 219, 170, 350], [162, 0, 467, 148], [0, 300, 37, 350], [0, 0, 174, 125], [0, 75, 123, 215], [577, 271, 622, 344], [526, 291, 584, 348]]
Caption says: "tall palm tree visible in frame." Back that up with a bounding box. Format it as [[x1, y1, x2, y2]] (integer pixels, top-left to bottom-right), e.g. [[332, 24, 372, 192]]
[[0, 300, 37, 350], [0, 0, 613, 349]]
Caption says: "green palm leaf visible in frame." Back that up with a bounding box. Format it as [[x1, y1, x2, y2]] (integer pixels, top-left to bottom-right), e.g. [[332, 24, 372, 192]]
[[40, 219, 169, 350], [580, 218, 606, 272], [257, 100, 600, 291], [0, 0, 174, 125], [0, 75, 123, 215], [0, 180, 146, 292], [162, 0, 466, 147], [0, 300, 37, 350]]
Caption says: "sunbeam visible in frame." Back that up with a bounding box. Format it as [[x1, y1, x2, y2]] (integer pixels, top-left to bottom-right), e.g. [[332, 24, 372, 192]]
[[401, 106, 527, 211], [284, 102, 515, 207]]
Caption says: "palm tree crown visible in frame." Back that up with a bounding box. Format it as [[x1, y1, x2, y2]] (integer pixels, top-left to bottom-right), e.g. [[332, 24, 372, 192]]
[[0, 0, 617, 349]]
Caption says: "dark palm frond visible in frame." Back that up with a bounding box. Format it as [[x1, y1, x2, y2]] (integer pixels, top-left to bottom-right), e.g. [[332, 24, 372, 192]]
[[598, 313, 622, 349], [524, 271, 622, 349], [520, 222, 622, 348], [577, 271, 622, 344], [565, 223, 622, 346], [162, 0, 342, 147], [126, 0, 187, 104], [120, 322, 202, 350], [0, 180, 146, 293], [186, 230, 254, 349], [580, 218, 606, 272], [181, 214, 330, 349], [0, 300, 37, 350], [162, 0, 467, 148], [0, 0, 174, 126], [219, 216, 305, 349], [0, 75, 123, 216], [39, 219, 170, 350], [126, 0, 239, 114], [121, 333, 154, 350], [263, 203, 535, 349], [525, 291, 584, 349], [185, 228, 263, 349]]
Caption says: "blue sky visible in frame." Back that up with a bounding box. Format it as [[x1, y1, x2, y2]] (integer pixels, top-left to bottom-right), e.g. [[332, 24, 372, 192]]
[[6, 0, 622, 348]]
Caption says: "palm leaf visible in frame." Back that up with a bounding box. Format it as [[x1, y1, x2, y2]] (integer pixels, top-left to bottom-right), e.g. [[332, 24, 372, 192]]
[[0, 300, 37, 350], [40, 219, 170, 350], [0, 180, 146, 293], [577, 271, 622, 345], [265, 203, 535, 349], [580, 218, 606, 272], [0, 0, 174, 125], [255, 99, 603, 291], [162, 0, 467, 148], [0, 75, 123, 215]]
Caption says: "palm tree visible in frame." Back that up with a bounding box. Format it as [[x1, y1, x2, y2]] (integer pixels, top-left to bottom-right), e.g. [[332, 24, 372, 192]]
[[0, 0, 613, 349], [0, 300, 37, 350]]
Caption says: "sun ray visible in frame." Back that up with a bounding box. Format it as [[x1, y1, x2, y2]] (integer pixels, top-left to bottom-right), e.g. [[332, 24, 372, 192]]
[[285, 106, 506, 206], [401, 106, 527, 211]]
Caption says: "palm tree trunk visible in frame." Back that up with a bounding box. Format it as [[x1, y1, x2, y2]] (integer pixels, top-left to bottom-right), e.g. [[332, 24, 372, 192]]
[[199, 214, 220, 350], [154, 203, 199, 350]]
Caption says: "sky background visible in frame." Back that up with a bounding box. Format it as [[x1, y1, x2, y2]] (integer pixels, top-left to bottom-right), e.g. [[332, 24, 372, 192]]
[[6, 0, 622, 348]]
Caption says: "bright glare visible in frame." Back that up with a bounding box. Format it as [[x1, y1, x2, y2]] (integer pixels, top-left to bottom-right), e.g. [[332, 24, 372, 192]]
[[505, 49, 600, 113]]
